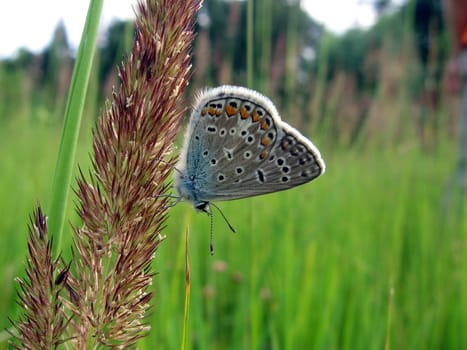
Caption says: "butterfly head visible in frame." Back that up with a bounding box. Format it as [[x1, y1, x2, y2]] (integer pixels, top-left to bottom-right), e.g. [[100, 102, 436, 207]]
[[174, 172, 210, 214], [194, 200, 210, 214]]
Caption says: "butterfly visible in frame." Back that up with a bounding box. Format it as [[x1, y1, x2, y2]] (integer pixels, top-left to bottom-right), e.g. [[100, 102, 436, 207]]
[[174, 85, 325, 218]]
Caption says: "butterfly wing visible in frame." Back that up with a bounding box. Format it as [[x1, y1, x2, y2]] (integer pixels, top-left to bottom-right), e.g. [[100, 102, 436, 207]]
[[175, 85, 325, 203]]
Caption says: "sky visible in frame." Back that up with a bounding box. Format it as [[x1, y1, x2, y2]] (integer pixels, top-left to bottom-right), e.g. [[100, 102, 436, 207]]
[[0, 0, 381, 58]]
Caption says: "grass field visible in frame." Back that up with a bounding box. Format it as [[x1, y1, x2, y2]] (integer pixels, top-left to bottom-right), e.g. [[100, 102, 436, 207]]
[[0, 114, 465, 349], [1, 1, 466, 347]]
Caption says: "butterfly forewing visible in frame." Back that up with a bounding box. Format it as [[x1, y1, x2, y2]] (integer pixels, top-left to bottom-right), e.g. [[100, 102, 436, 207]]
[[175, 86, 325, 204]]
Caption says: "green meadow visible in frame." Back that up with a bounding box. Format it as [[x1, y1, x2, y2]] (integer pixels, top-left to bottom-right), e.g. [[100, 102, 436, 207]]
[[1, 0, 466, 349], [1, 112, 465, 349], [154, 143, 466, 349]]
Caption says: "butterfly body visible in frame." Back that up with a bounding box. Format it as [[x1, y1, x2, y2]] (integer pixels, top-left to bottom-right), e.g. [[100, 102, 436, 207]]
[[175, 85, 325, 211]]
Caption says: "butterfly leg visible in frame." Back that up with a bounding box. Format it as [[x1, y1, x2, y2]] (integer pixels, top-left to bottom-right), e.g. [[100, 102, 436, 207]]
[[152, 193, 182, 209]]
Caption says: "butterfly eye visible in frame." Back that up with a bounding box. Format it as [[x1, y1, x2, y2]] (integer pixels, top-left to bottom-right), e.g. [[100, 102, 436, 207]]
[[195, 201, 210, 212]]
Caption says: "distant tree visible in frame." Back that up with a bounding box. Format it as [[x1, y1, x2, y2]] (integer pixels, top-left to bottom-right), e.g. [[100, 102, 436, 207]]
[[40, 21, 71, 83], [99, 20, 135, 97], [38, 20, 73, 119], [412, 0, 448, 149], [373, 0, 392, 15], [197, 0, 322, 96]]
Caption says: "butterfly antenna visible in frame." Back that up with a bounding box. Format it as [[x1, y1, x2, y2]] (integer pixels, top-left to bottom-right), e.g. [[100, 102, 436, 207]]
[[209, 210, 214, 255], [210, 202, 237, 233]]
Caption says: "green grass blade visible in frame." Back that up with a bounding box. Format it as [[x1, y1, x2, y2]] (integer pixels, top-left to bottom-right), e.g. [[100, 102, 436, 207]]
[[181, 230, 191, 350], [48, 0, 103, 257]]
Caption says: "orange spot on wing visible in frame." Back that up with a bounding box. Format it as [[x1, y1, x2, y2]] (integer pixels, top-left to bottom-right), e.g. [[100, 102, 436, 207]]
[[251, 111, 261, 122], [225, 105, 237, 116], [208, 107, 217, 116], [260, 119, 269, 130], [261, 136, 271, 147], [240, 107, 250, 119], [259, 151, 268, 160]]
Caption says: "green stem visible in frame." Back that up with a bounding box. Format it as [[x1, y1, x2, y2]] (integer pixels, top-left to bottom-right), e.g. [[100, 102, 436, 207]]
[[49, 0, 103, 257]]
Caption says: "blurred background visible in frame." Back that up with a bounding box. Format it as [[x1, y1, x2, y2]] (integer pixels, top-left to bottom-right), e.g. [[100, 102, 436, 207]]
[[0, 0, 466, 349]]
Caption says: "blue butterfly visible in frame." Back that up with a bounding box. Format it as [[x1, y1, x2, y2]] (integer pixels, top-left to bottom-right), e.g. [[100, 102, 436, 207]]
[[175, 85, 325, 218]]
